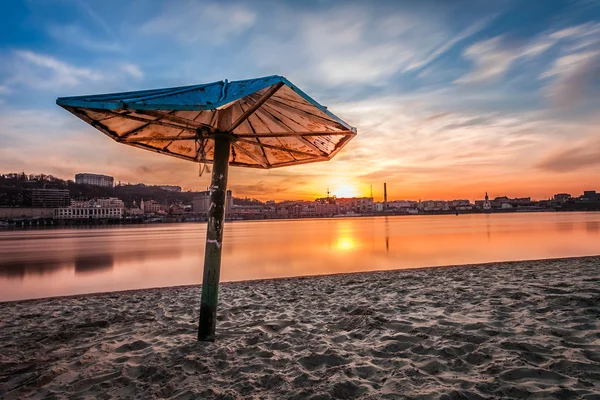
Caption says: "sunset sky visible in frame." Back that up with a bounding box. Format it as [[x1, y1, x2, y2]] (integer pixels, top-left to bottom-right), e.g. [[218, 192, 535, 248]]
[[1, 0, 599, 202]]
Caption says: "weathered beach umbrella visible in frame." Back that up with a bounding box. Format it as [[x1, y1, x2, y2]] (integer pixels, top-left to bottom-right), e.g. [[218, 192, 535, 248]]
[[57, 75, 356, 341]]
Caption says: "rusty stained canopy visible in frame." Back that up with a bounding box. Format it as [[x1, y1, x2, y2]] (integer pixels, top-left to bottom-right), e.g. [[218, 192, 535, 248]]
[[56, 75, 357, 169]]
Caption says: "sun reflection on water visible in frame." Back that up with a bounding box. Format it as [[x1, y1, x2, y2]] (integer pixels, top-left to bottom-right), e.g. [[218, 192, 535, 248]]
[[336, 236, 355, 251]]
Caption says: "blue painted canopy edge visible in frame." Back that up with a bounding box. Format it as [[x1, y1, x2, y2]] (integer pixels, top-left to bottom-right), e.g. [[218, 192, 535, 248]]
[[56, 75, 356, 134]]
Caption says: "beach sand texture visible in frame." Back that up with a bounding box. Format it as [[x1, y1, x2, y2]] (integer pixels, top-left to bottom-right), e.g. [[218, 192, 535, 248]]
[[1, 256, 599, 399]]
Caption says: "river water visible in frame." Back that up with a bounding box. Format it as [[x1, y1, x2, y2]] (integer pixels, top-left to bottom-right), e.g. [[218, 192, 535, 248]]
[[1, 212, 599, 301]]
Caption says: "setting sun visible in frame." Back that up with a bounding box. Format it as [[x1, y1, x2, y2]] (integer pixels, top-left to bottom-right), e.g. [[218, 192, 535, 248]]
[[332, 184, 360, 198]]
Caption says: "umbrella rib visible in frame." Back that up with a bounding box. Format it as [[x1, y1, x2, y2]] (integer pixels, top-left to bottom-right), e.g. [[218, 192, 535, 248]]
[[235, 131, 352, 137], [69, 107, 120, 141], [325, 132, 354, 159], [240, 99, 298, 162], [161, 129, 186, 150], [226, 82, 283, 133], [123, 135, 195, 142], [98, 110, 196, 133], [257, 107, 327, 157], [120, 110, 178, 139], [245, 102, 298, 160], [136, 110, 215, 132], [232, 143, 268, 168], [265, 98, 346, 130], [122, 131, 354, 142], [236, 138, 325, 159], [127, 141, 197, 163], [236, 100, 270, 167]]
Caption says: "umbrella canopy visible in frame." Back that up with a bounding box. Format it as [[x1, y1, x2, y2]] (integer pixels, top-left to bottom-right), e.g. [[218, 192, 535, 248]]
[[57, 75, 356, 341], [56, 75, 356, 169]]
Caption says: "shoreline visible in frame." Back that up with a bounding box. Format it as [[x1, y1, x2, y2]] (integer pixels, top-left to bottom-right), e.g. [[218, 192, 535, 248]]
[[1, 208, 599, 230], [3, 254, 600, 305], [1, 256, 599, 399]]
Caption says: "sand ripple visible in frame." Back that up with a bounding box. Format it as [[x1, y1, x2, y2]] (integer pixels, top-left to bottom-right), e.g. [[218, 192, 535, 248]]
[[1, 256, 599, 399]]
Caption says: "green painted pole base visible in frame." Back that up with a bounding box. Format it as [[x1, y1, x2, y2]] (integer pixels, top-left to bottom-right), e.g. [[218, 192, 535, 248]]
[[198, 134, 232, 341]]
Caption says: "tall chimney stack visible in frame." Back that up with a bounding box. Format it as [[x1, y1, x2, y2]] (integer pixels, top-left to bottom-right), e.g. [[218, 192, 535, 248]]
[[384, 182, 388, 210]]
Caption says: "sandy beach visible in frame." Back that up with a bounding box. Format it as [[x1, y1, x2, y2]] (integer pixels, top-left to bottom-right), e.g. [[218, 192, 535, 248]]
[[1, 256, 599, 399]]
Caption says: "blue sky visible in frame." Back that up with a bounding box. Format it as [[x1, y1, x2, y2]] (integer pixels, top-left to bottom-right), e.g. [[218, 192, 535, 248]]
[[1, 0, 599, 201]]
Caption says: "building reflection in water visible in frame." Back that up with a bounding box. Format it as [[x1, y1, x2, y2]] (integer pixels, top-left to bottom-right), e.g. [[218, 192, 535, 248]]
[[1, 212, 600, 301], [385, 217, 390, 254], [74, 254, 115, 275]]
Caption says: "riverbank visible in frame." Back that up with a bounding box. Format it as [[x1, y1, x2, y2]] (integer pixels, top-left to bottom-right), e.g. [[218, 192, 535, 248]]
[[2, 208, 600, 230], [1, 256, 599, 399]]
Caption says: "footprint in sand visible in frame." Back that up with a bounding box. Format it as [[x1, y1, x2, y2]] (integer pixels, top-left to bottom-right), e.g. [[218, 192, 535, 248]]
[[115, 340, 151, 353]]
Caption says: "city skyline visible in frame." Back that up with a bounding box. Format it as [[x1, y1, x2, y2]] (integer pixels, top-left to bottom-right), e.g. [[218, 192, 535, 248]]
[[1, 1, 600, 202], [2, 171, 597, 204]]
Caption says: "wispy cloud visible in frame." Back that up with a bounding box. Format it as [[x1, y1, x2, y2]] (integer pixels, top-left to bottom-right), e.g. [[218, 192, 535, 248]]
[[47, 24, 124, 52], [74, 0, 115, 37], [250, 6, 485, 87], [541, 51, 600, 106], [456, 22, 600, 85], [121, 63, 143, 79], [11, 50, 104, 89], [406, 17, 495, 72], [536, 136, 600, 172], [455, 37, 517, 83], [139, 1, 256, 45]]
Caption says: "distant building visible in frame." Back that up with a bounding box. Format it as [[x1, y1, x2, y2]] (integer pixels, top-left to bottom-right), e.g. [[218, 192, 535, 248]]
[[0, 208, 56, 219], [315, 202, 337, 216], [336, 197, 374, 214], [75, 173, 114, 188], [418, 200, 450, 212], [158, 185, 182, 193], [482, 192, 492, 210], [582, 191, 599, 201], [127, 205, 144, 216], [143, 200, 162, 214], [54, 207, 123, 220], [554, 193, 571, 203], [388, 200, 418, 209], [24, 189, 70, 208], [170, 204, 185, 215], [377, 201, 418, 213], [491, 196, 531, 208], [71, 197, 124, 209], [192, 190, 233, 214], [95, 198, 125, 209], [55, 197, 124, 220]]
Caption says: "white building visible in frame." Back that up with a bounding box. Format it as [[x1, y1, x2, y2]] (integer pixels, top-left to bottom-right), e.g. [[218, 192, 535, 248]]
[[418, 200, 450, 211], [483, 192, 492, 210], [192, 190, 233, 214], [71, 197, 124, 209], [56, 197, 125, 219], [96, 198, 124, 208], [388, 200, 418, 209], [55, 207, 123, 219], [158, 185, 182, 192], [75, 173, 114, 188]]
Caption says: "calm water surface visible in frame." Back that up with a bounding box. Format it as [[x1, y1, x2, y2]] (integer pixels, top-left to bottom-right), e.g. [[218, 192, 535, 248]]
[[1, 212, 599, 301]]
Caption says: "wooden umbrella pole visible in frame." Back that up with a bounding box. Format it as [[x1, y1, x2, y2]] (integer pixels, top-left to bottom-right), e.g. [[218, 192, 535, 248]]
[[198, 133, 232, 341]]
